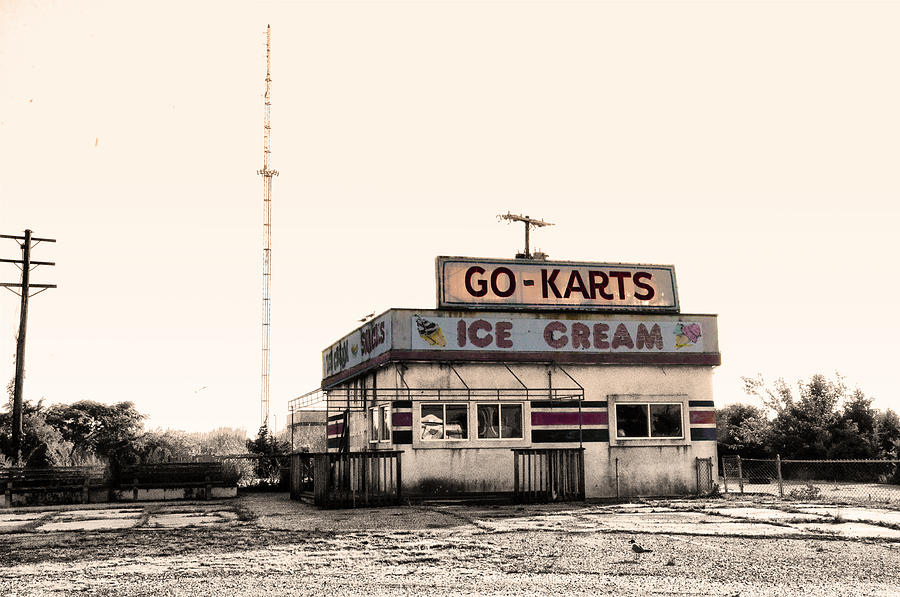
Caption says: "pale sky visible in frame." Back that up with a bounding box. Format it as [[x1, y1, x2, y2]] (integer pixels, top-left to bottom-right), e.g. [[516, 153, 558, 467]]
[[2, 1, 898, 433]]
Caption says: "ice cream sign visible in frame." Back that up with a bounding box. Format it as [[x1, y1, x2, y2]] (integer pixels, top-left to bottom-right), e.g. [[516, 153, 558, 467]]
[[412, 315, 704, 353], [437, 257, 678, 312]]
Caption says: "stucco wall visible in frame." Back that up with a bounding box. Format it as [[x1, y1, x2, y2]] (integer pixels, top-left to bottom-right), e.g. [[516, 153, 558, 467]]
[[332, 361, 717, 499]]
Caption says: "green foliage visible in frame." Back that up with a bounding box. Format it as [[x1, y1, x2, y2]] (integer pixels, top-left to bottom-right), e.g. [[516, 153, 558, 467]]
[[246, 425, 289, 482], [44, 401, 145, 468], [138, 428, 200, 463], [189, 427, 249, 456], [0, 399, 73, 467], [737, 373, 896, 461], [716, 403, 773, 458], [787, 483, 823, 501]]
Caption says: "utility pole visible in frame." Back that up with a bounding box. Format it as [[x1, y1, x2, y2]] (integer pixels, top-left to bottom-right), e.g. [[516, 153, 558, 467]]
[[497, 212, 553, 259], [1, 230, 56, 465], [257, 25, 278, 430]]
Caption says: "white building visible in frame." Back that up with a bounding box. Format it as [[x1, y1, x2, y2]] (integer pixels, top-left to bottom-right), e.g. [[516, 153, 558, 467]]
[[317, 257, 719, 500]]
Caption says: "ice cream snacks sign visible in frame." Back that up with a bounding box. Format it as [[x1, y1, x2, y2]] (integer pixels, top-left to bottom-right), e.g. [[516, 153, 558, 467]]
[[413, 315, 703, 353], [323, 314, 392, 378]]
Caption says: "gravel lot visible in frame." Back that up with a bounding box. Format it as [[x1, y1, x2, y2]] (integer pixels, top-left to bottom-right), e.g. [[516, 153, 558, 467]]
[[1, 494, 899, 596]]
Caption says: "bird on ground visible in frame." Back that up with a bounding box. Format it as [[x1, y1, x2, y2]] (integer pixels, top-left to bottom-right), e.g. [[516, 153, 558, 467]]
[[629, 539, 652, 561]]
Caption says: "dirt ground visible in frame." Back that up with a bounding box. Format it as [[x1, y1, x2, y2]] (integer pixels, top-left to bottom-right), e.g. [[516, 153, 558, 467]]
[[2, 493, 900, 596]]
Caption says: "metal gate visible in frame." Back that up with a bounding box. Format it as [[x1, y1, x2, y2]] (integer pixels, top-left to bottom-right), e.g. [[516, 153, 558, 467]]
[[695, 457, 714, 494]]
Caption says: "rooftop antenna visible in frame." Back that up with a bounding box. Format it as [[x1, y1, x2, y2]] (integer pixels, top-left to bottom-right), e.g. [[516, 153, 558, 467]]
[[257, 25, 278, 430], [497, 212, 553, 259]]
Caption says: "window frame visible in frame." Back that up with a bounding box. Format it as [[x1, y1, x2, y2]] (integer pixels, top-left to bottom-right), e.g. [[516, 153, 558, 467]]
[[419, 402, 469, 442], [369, 404, 392, 444], [613, 401, 685, 441], [475, 402, 524, 441]]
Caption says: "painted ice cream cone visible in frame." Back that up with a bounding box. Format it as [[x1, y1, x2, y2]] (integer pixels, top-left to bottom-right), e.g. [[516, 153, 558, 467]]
[[415, 315, 447, 347]]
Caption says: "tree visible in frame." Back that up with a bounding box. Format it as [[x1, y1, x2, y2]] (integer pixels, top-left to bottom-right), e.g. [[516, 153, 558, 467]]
[[716, 403, 773, 458], [44, 401, 145, 468], [875, 409, 900, 459], [190, 427, 248, 456], [138, 429, 199, 463], [246, 425, 289, 482], [827, 390, 880, 459], [0, 398, 72, 467]]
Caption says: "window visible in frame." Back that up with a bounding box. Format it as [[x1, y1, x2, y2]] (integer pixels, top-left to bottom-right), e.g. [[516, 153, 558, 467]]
[[615, 402, 683, 439], [477, 404, 523, 440], [420, 404, 468, 440], [369, 405, 390, 443]]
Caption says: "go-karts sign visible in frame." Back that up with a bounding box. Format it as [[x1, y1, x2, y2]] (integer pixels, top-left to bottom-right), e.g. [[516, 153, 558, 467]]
[[437, 257, 678, 312]]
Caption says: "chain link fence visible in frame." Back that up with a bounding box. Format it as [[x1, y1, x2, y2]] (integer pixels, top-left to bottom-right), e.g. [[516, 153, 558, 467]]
[[722, 456, 900, 504]]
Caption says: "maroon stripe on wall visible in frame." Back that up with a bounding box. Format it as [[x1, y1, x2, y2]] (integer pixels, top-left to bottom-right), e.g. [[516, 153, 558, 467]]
[[323, 349, 721, 388], [389, 349, 721, 367], [327, 422, 344, 436], [392, 412, 412, 427], [532, 411, 608, 426], [689, 410, 716, 425]]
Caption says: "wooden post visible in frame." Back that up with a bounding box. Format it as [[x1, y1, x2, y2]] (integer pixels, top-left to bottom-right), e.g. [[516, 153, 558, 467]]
[[513, 451, 519, 502], [737, 456, 744, 494], [615, 457, 620, 499], [776, 454, 783, 498], [395, 451, 402, 504], [11, 230, 31, 465]]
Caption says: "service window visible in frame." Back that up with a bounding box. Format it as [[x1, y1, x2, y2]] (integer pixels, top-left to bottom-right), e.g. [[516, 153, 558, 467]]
[[380, 404, 390, 441], [420, 404, 468, 441], [477, 403, 523, 440], [615, 402, 683, 439], [369, 405, 391, 443]]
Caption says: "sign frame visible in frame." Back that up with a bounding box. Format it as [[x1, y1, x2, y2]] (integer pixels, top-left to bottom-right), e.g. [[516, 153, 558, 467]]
[[436, 256, 680, 313]]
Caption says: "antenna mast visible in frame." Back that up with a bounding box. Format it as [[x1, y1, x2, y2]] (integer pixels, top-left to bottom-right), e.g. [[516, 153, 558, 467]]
[[257, 25, 278, 430], [497, 212, 553, 259]]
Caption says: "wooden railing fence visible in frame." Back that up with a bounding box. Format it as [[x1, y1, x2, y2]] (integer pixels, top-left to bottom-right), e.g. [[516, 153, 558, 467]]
[[291, 451, 402, 508], [513, 448, 585, 503], [1, 467, 106, 506]]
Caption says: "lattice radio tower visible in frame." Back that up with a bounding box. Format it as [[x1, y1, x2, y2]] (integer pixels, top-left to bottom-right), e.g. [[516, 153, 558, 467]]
[[257, 25, 278, 430]]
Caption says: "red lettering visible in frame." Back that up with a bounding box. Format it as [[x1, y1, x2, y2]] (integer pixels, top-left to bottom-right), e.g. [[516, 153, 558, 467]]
[[543, 321, 567, 348], [464, 266, 488, 297], [541, 269, 562, 299], [593, 323, 610, 349], [633, 272, 655, 301], [636, 323, 663, 350], [491, 267, 516, 298], [571, 323, 590, 349], [457, 320, 467, 347], [608, 271, 631, 300], [468, 319, 493, 348], [495, 321, 513, 348], [611, 323, 634, 349], [564, 271, 590, 299], [588, 271, 614, 300]]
